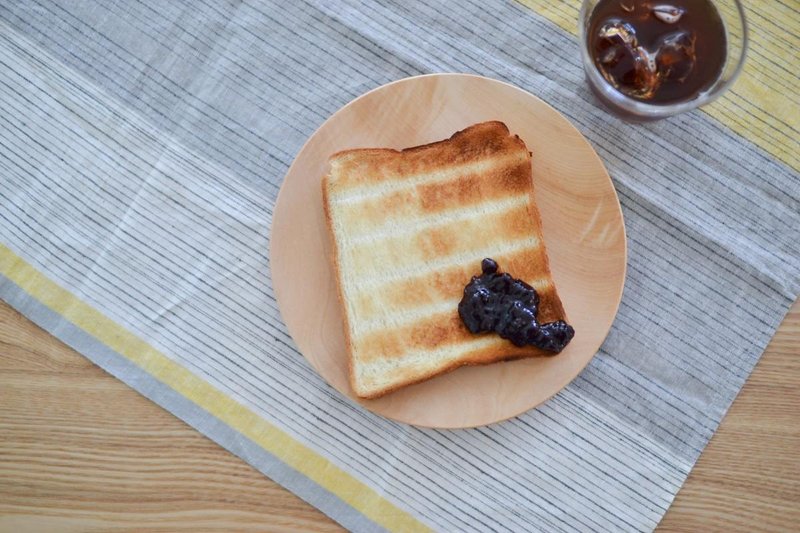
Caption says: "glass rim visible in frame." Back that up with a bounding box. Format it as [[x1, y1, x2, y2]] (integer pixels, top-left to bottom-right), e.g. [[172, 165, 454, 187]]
[[578, 0, 749, 118]]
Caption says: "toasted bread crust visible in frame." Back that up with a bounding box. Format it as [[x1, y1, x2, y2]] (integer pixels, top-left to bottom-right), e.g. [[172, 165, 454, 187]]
[[321, 174, 358, 397], [323, 121, 568, 399], [354, 342, 542, 400]]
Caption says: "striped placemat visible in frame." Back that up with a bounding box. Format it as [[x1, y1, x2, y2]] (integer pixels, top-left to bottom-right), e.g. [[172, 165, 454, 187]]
[[1, 1, 798, 531]]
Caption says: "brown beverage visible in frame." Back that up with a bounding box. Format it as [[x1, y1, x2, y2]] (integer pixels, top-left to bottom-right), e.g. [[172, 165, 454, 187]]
[[587, 0, 727, 103]]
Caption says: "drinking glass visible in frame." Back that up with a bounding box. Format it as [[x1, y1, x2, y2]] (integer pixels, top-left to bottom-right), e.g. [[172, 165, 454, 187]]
[[578, 0, 748, 120]]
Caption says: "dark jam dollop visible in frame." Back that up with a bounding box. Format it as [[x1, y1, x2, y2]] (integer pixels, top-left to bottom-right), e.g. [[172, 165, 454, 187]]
[[458, 258, 575, 353]]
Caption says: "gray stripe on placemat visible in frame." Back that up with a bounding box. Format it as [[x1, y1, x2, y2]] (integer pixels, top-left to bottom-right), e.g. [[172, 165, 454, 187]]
[[0, 275, 388, 533]]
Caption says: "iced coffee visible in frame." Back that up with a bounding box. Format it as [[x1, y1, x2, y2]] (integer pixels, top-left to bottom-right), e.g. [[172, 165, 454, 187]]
[[583, 0, 732, 114]]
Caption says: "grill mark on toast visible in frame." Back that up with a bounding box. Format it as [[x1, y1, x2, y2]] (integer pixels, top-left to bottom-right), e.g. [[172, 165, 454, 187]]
[[353, 283, 556, 336], [343, 202, 539, 273], [354, 285, 566, 365], [338, 236, 542, 291], [329, 121, 525, 190], [344, 195, 527, 245], [355, 340, 546, 395], [329, 151, 529, 204], [351, 247, 555, 323], [332, 160, 531, 235]]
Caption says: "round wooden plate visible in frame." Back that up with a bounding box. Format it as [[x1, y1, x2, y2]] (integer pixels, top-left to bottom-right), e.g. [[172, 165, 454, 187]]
[[270, 74, 626, 428]]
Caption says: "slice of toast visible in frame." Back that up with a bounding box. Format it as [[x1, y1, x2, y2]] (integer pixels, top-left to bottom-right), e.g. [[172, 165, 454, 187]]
[[322, 121, 568, 399]]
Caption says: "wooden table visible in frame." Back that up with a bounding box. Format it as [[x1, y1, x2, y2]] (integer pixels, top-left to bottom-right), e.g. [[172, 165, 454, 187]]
[[1, 299, 798, 532]]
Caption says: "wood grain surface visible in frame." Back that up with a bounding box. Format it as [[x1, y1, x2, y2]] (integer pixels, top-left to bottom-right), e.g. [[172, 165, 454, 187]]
[[1, 298, 798, 532], [272, 74, 627, 428]]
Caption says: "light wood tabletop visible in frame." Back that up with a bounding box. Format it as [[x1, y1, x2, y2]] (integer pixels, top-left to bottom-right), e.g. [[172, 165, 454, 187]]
[[1, 298, 798, 532]]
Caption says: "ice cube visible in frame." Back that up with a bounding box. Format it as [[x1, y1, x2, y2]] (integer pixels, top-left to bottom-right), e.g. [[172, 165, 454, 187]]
[[652, 4, 685, 24], [656, 30, 696, 82], [596, 19, 638, 48], [594, 20, 660, 99], [624, 47, 660, 99]]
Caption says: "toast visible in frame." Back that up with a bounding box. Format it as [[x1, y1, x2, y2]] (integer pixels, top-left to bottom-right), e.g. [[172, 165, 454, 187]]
[[322, 121, 568, 399]]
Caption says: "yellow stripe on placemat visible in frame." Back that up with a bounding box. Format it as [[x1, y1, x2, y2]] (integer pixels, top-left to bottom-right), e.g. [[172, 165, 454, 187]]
[[517, 0, 800, 172], [0, 243, 429, 533]]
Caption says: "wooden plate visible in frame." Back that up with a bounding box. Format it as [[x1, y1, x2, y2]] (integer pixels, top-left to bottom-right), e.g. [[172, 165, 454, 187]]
[[270, 74, 626, 428]]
